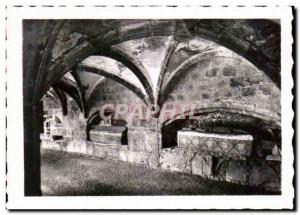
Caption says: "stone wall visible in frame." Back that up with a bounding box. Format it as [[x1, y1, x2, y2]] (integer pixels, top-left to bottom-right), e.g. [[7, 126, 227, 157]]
[[159, 143, 280, 191], [42, 127, 161, 168], [162, 55, 280, 124], [42, 91, 86, 144], [88, 78, 146, 121]]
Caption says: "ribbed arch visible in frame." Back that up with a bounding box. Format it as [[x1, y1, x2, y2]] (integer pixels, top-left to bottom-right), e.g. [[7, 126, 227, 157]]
[[37, 19, 280, 102]]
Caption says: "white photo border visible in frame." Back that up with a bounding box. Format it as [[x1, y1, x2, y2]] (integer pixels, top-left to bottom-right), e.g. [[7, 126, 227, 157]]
[[6, 5, 294, 210]]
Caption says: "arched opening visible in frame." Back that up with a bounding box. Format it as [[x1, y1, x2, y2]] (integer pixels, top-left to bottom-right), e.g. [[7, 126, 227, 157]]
[[161, 110, 280, 149]]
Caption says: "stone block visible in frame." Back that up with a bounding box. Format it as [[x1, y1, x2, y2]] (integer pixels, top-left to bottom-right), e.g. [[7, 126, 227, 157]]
[[119, 147, 128, 162], [199, 85, 208, 90], [128, 128, 159, 152], [67, 140, 87, 154], [40, 137, 53, 149], [74, 131, 87, 141], [177, 131, 253, 159], [188, 84, 194, 91], [128, 129, 147, 151], [93, 143, 120, 160], [66, 141, 75, 152], [241, 87, 256, 97], [217, 79, 227, 88], [214, 91, 221, 98], [240, 63, 256, 76], [205, 68, 218, 77], [51, 127, 67, 136], [146, 130, 160, 152], [266, 155, 281, 161], [230, 77, 246, 87], [191, 155, 213, 177], [259, 85, 272, 95], [225, 161, 249, 185], [191, 72, 199, 79], [86, 141, 94, 155], [148, 152, 160, 168], [90, 126, 127, 145], [221, 89, 232, 98], [177, 94, 184, 100], [222, 66, 236, 76], [159, 148, 194, 173], [127, 150, 150, 165], [201, 93, 210, 99], [246, 75, 262, 85], [259, 140, 277, 154], [248, 161, 280, 188]]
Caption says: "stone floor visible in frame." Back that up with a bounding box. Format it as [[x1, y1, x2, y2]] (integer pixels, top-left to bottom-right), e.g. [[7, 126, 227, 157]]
[[41, 149, 279, 196]]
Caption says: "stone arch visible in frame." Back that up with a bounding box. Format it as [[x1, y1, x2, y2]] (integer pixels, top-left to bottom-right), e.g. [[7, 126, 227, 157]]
[[158, 50, 220, 104], [83, 77, 106, 118], [52, 87, 68, 116], [97, 48, 154, 103], [52, 76, 83, 112], [86, 111, 101, 141], [38, 19, 279, 101], [45, 90, 57, 102], [37, 20, 178, 99], [155, 38, 178, 104], [161, 106, 280, 128], [54, 116, 62, 124], [42, 52, 153, 108], [77, 64, 151, 108], [69, 71, 89, 116], [38, 52, 152, 116], [33, 20, 65, 104]]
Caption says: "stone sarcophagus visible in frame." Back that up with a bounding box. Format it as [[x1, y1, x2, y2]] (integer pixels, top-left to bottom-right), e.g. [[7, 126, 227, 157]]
[[177, 130, 253, 159], [90, 126, 127, 145]]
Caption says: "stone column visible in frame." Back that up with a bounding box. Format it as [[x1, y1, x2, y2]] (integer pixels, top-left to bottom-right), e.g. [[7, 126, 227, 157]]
[[24, 101, 43, 196], [147, 118, 162, 168], [78, 113, 87, 141]]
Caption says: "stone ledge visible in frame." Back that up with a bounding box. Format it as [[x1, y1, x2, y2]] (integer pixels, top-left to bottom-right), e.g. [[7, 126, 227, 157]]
[[41, 139, 154, 167]]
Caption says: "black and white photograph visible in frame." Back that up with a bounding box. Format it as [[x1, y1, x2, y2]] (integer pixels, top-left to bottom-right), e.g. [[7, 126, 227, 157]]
[[5, 5, 294, 210]]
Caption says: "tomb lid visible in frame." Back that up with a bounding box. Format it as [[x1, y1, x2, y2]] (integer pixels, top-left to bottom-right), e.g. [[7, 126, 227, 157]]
[[92, 125, 127, 133], [178, 130, 253, 141]]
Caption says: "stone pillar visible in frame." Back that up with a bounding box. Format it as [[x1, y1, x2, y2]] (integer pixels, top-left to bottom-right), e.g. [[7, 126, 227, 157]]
[[24, 102, 43, 196], [147, 118, 161, 168], [78, 113, 87, 141], [191, 155, 213, 178]]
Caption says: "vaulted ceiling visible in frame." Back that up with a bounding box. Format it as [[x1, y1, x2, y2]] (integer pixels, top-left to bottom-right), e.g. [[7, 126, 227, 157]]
[[36, 19, 280, 120]]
